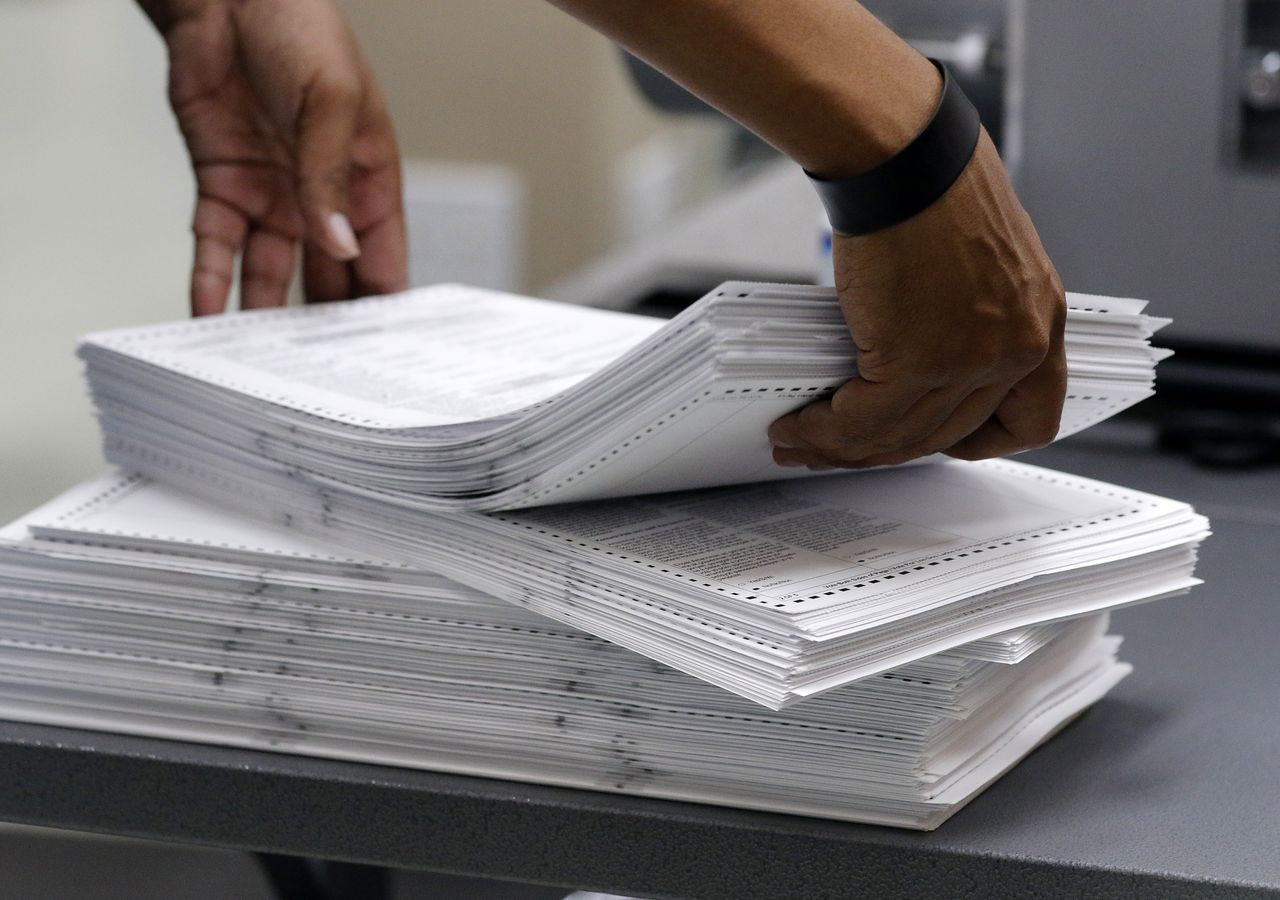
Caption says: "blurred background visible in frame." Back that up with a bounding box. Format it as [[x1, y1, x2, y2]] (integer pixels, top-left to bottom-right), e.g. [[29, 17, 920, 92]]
[[2, 0, 1280, 896]]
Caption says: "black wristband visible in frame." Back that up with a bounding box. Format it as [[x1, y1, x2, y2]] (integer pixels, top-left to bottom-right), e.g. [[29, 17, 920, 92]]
[[807, 59, 981, 236]]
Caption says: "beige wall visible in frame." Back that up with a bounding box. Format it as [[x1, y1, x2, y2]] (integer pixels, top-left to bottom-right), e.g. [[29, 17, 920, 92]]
[[0, 0, 673, 524], [0, 0, 192, 524], [341, 0, 667, 289]]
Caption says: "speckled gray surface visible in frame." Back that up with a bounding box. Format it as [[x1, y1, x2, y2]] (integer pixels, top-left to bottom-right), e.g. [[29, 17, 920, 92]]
[[2, 430, 1278, 899]]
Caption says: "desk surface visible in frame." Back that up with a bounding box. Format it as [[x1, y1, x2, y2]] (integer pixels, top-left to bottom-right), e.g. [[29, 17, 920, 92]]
[[2, 429, 1278, 900]]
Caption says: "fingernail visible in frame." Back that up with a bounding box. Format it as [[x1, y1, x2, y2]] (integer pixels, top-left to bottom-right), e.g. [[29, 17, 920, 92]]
[[769, 438, 794, 449], [775, 459, 804, 468], [327, 212, 360, 261]]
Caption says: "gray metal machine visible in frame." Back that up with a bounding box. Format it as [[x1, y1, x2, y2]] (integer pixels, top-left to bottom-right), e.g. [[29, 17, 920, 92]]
[[1011, 0, 1280, 352], [626, 0, 1280, 352]]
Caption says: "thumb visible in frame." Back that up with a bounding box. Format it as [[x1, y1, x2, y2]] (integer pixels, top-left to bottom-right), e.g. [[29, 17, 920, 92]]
[[295, 74, 363, 262]]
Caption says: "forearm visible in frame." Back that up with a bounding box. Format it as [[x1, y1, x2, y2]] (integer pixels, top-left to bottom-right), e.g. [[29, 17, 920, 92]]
[[547, 0, 939, 178]]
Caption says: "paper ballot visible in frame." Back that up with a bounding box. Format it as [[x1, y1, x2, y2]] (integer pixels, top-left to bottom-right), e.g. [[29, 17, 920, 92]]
[[79, 283, 1171, 510], [0, 474, 1133, 830]]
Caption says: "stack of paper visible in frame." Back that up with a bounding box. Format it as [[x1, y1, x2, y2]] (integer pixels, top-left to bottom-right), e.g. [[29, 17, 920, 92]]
[[75, 283, 1205, 708], [0, 474, 1131, 830], [97, 443, 1206, 708], [78, 282, 1170, 510], [0, 280, 1206, 829]]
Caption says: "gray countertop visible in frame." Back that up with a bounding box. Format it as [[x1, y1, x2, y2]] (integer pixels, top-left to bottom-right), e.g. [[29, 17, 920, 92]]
[[3, 427, 1278, 899]]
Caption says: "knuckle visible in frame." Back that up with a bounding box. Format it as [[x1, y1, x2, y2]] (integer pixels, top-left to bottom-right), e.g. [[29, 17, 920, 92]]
[[978, 320, 1051, 376], [1008, 328, 1051, 369]]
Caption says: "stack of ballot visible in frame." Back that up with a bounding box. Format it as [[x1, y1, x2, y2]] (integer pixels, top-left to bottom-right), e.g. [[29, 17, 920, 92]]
[[0, 473, 1132, 830], [77, 283, 1206, 707], [0, 281, 1210, 828], [78, 282, 1168, 510]]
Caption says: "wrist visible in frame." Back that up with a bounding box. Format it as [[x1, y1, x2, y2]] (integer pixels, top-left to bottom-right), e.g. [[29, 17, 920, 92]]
[[808, 60, 981, 236]]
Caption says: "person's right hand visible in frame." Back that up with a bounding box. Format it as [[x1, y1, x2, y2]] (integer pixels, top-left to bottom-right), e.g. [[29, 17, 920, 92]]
[[549, 0, 1065, 468], [141, 0, 407, 315]]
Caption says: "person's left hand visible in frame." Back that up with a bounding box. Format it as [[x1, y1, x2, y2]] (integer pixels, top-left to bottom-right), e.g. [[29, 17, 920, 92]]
[[144, 0, 407, 314], [767, 132, 1066, 468]]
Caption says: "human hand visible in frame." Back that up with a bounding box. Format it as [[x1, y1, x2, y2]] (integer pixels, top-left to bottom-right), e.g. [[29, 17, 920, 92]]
[[143, 0, 406, 314], [768, 132, 1067, 468]]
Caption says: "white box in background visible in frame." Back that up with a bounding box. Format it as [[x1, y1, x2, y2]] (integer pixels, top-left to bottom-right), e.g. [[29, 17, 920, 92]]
[[402, 160, 525, 293]]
